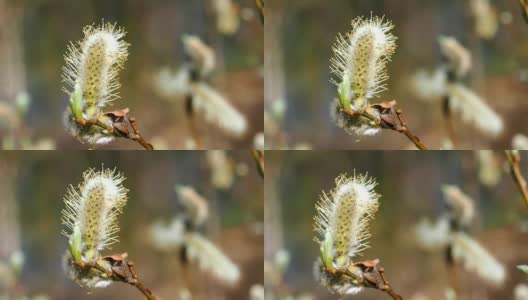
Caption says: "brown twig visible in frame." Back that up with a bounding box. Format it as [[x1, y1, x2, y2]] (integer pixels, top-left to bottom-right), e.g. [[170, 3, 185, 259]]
[[504, 150, 528, 208], [76, 253, 157, 300], [77, 108, 154, 150], [252, 150, 264, 178], [342, 101, 428, 150], [328, 259, 403, 300]]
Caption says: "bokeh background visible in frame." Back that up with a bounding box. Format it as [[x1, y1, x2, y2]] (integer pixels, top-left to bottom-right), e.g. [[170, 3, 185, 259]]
[[0, 150, 263, 299], [0, 0, 263, 150], [265, 150, 528, 299], [265, 0, 528, 149]]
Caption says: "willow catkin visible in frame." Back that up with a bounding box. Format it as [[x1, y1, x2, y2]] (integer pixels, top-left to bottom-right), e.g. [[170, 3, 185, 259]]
[[513, 134, 528, 150], [441, 185, 475, 228], [63, 23, 129, 112], [438, 36, 472, 79], [61, 168, 128, 261], [182, 35, 216, 78], [191, 82, 248, 137], [450, 232, 506, 286], [184, 232, 241, 286], [447, 83, 503, 137], [62, 22, 129, 145], [330, 16, 396, 110], [314, 173, 380, 266], [175, 185, 209, 227]]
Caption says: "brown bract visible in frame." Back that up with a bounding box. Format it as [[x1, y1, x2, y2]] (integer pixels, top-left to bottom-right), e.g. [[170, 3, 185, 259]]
[[75, 252, 157, 300], [324, 258, 403, 300], [342, 100, 428, 150]]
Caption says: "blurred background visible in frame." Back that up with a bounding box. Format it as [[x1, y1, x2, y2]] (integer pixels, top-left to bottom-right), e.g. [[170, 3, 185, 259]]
[[265, 0, 528, 149], [0, 150, 263, 299], [0, 0, 263, 150], [265, 150, 528, 299]]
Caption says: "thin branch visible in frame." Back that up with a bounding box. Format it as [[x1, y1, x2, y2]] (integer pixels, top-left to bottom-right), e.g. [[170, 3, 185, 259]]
[[77, 108, 154, 150], [520, 0, 528, 24], [504, 150, 528, 208], [327, 259, 403, 300], [252, 150, 264, 178], [342, 101, 428, 150], [256, 0, 264, 24], [76, 253, 157, 300]]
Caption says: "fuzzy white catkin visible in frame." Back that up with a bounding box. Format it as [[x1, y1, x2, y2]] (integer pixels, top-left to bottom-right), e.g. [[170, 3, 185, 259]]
[[470, 0, 498, 40], [206, 150, 235, 190], [61, 168, 128, 257], [515, 284, 528, 300], [150, 217, 185, 251], [313, 257, 363, 295], [253, 132, 265, 150], [250, 284, 265, 300], [62, 23, 129, 146], [176, 185, 209, 227], [449, 232, 506, 286], [62, 23, 129, 110], [513, 134, 528, 150], [212, 0, 240, 35], [63, 110, 115, 145], [156, 66, 191, 98], [330, 16, 396, 105], [330, 98, 381, 136], [314, 173, 380, 261], [441, 185, 475, 227], [415, 217, 450, 251], [184, 233, 241, 286], [412, 68, 447, 101], [439, 36, 472, 79], [477, 150, 501, 187], [183, 35, 216, 78], [447, 83, 503, 137], [191, 82, 248, 138]]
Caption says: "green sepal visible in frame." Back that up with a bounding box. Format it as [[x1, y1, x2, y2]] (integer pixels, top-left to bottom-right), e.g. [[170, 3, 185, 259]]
[[337, 75, 352, 112], [70, 83, 84, 122], [69, 225, 83, 264], [320, 231, 333, 270]]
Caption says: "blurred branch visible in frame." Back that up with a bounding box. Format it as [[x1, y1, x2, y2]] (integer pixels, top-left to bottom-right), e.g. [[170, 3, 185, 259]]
[[343, 101, 428, 150], [256, 0, 264, 24], [520, 0, 528, 23], [0, 158, 20, 259], [504, 150, 528, 208], [252, 150, 264, 178], [76, 253, 157, 300]]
